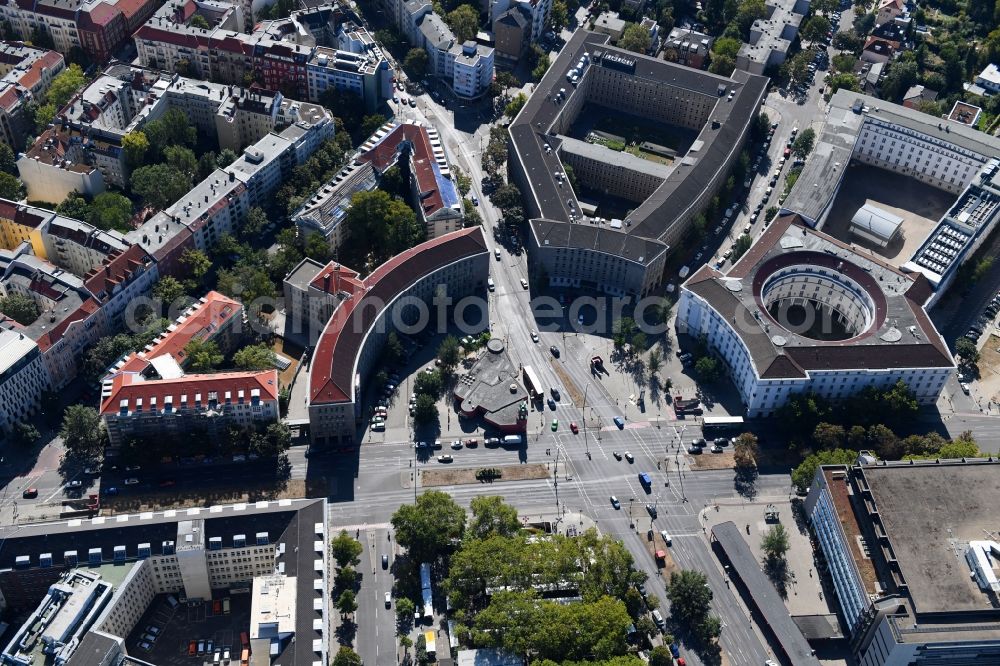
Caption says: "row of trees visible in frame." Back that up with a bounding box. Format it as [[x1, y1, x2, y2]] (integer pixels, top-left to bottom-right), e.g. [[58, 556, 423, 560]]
[[791, 429, 981, 491]]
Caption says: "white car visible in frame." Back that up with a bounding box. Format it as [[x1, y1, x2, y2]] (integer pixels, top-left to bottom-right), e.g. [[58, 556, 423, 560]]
[[68, 480, 83, 488], [530, 331, 539, 342], [385, 592, 392, 608], [520, 278, 528, 289], [124, 478, 139, 485]]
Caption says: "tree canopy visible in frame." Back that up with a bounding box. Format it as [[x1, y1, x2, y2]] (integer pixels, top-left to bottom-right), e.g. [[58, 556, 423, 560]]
[[447, 4, 479, 42], [47, 64, 87, 108], [392, 490, 466, 562], [342, 189, 423, 270], [467, 496, 521, 540], [233, 343, 277, 370], [130, 164, 191, 209], [331, 530, 364, 568], [0, 293, 39, 325], [618, 23, 651, 54], [0, 172, 24, 200], [60, 405, 105, 456], [666, 569, 712, 624], [183, 338, 223, 372]]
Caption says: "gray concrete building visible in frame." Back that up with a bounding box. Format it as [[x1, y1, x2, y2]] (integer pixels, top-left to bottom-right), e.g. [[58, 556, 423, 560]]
[[508, 30, 768, 297]]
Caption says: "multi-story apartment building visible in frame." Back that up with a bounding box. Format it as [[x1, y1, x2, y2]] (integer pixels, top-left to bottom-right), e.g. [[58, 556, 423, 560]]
[[661, 27, 712, 69], [676, 214, 954, 418], [0, 499, 329, 666], [736, 0, 809, 74], [294, 121, 463, 252], [484, 0, 550, 42], [0, 0, 161, 63], [0, 42, 64, 149], [18, 62, 330, 204], [492, 5, 530, 65], [294, 228, 489, 448], [104, 290, 244, 381], [82, 244, 157, 336], [411, 9, 495, 97], [133, 2, 390, 107], [0, 329, 48, 434], [100, 368, 279, 446]]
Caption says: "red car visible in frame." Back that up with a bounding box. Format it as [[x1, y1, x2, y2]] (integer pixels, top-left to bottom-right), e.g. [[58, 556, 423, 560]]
[[570, 422, 579, 434], [464, 438, 479, 447], [783, 147, 792, 157]]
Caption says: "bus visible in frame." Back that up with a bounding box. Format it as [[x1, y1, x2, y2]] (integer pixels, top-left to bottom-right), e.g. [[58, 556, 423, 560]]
[[702, 415, 745, 439], [420, 563, 434, 620], [523, 365, 542, 401]]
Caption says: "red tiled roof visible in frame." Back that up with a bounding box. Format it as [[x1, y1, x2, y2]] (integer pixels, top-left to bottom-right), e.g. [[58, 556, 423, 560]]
[[114, 291, 242, 375], [357, 124, 447, 218], [80, 1, 120, 26], [0, 86, 19, 112], [100, 368, 279, 415], [116, 0, 152, 19], [84, 244, 152, 299], [36, 297, 100, 352], [310, 228, 487, 404], [308, 263, 365, 295]]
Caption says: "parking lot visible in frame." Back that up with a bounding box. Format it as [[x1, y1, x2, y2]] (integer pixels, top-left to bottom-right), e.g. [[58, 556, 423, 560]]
[[127, 593, 251, 666]]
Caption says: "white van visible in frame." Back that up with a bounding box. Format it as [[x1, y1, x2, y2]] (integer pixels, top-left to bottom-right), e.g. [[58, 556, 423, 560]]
[[487, 277, 495, 291], [660, 530, 672, 546], [651, 609, 666, 629], [678, 265, 690, 279], [503, 434, 523, 445]]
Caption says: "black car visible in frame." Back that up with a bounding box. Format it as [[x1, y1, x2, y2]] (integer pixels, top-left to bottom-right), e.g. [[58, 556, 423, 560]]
[[382, 554, 389, 569], [550, 345, 560, 357], [646, 504, 658, 518]]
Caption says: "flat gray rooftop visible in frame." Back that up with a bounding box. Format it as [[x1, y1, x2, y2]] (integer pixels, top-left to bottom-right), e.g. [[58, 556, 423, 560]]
[[862, 462, 1000, 614]]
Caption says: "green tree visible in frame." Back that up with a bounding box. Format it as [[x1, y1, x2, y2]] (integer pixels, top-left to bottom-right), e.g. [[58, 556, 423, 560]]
[[761, 523, 789, 561], [335, 565, 357, 591], [735, 0, 767, 35], [47, 64, 87, 108], [468, 495, 521, 539], [0, 293, 38, 325], [666, 569, 712, 623], [828, 72, 861, 93], [331, 529, 364, 567], [403, 48, 429, 78], [549, 0, 569, 29], [791, 448, 858, 491], [972, 257, 994, 282], [396, 598, 415, 634], [437, 335, 461, 372], [618, 23, 651, 53], [413, 393, 438, 424], [0, 171, 23, 200], [130, 164, 191, 209], [88, 192, 133, 232], [189, 13, 211, 29], [791, 127, 816, 158], [800, 14, 831, 41], [233, 343, 277, 370], [13, 422, 40, 447], [504, 92, 528, 118], [183, 338, 223, 372], [732, 233, 752, 260], [447, 4, 480, 42], [82, 334, 135, 379], [164, 145, 199, 182], [733, 432, 759, 470], [531, 52, 551, 81], [336, 589, 357, 617], [832, 53, 857, 73], [0, 142, 16, 175], [647, 348, 662, 380], [34, 102, 56, 133], [813, 422, 846, 449], [880, 59, 918, 102], [216, 148, 239, 168], [694, 356, 722, 382], [391, 489, 467, 562], [413, 370, 443, 398], [955, 337, 980, 364], [60, 405, 104, 456], [122, 131, 149, 169], [153, 275, 188, 308], [343, 189, 422, 268], [360, 113, 388, 138], [57, 193, 91, 220], [712, 36, 741, 59], [243, 206, 269, 239], [181, 248, 212, 282], [649, 646, 673, 666], [30, 26, 55, 49]]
